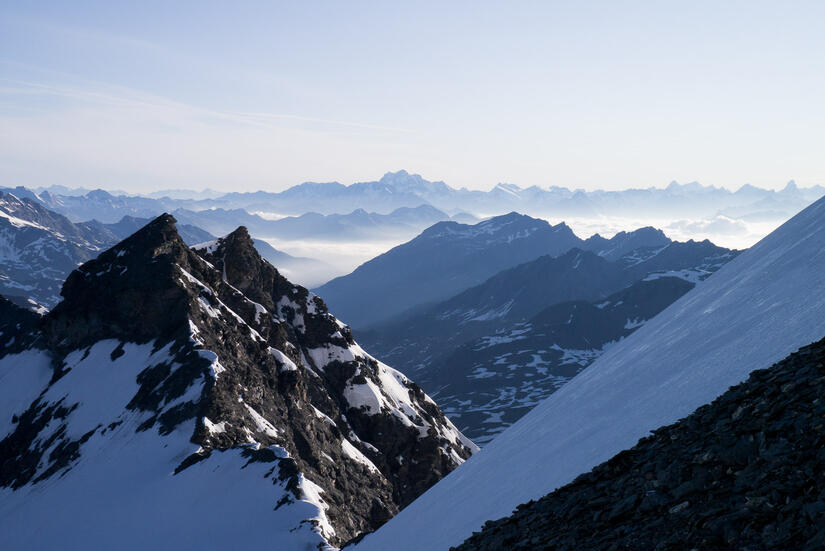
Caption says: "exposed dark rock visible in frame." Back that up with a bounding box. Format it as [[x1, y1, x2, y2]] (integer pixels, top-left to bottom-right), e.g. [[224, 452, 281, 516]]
[[0, 214, 475, 548], [453, 336, 825, 550], [0, 192, 217, 308], [0, 295, 41, 351]]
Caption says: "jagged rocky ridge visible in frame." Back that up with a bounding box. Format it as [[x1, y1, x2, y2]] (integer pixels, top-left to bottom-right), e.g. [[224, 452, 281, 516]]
[[0, 214, 476, 550], [0, 191, 212, 309], [454, 336, 825, 550]]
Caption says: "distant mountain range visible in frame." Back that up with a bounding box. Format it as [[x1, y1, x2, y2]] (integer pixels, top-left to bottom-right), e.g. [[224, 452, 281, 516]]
[[171, 204, 469, 241], [316, 212, 733, 329], [5, 170, 823, 226]]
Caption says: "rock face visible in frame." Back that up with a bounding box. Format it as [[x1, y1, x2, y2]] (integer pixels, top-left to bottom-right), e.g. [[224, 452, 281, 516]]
[[0, 214, 476, 550], [454, 335, 825, 550], [0, 296, 40, 351]]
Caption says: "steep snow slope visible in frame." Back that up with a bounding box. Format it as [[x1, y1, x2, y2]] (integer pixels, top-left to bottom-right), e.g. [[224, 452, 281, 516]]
[[455, 336, 825, 550], [355, 195, 825, 550]]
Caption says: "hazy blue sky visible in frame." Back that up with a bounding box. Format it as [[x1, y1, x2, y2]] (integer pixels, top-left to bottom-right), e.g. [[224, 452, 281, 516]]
[[2, 1, 824, 192]]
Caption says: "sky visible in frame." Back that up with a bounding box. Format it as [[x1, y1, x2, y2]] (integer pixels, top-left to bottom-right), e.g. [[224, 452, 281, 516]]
[[2, 1, 825, 193]]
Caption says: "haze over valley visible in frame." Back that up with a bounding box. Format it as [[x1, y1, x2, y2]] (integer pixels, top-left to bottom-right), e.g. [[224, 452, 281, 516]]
[[5, 170, 820, 288]]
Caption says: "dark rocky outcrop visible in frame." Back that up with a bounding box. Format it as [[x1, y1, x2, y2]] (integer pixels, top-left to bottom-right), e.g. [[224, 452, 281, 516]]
[[0, 214, 475, 548], [0, 295, 41, 351], [454, 336, 825, 550], [0, 192, 215, 308]]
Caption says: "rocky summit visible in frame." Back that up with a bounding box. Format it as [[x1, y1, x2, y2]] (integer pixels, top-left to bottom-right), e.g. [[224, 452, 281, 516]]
[[0, 214, 476, 550], [454, 336, 825, 550]]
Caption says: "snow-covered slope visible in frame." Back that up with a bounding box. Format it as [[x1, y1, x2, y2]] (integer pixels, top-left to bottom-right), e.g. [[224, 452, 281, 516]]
[[355, 195, 825, 550], [0, 215, 476, 550]]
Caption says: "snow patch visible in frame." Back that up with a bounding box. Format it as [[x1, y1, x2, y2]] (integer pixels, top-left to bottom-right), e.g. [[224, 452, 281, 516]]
[[341, 439, 379, 473]]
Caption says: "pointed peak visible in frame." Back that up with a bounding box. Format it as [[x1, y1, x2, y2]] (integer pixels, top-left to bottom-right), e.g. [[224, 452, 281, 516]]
[[86, 188, 114, 199], [486, 211, 528, 222], [45, 214, 196, 350], [193, 226, 267, 282], [147, 212, 178, 231], [199, 226, 257, 257], [225, 225, 252, 242], [632, 226, 667, 237], [382, 169, 410, 178], [110, 213, 183, 254]]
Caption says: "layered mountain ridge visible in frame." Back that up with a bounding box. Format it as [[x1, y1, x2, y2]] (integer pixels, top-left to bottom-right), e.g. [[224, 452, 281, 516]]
[[359, 232, 737, 443], [16, 171, 823, 222], [0, 214, 476, 550], [316, 213, 584, 328], [354, 189, 825, 551]]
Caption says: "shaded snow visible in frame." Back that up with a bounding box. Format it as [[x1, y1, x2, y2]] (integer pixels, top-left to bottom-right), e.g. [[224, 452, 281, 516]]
[[341, 439, 380, 473], [269, 347, 299, 372], [0, 349, 53, 439], [244, 403, 280, 438]]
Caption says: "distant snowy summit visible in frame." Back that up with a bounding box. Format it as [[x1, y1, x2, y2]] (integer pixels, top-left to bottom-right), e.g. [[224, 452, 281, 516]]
[[0, 214, 476, 550]]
